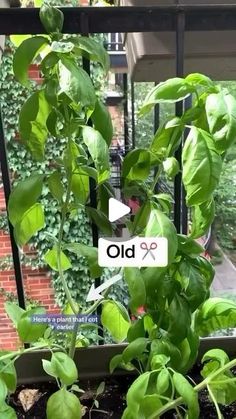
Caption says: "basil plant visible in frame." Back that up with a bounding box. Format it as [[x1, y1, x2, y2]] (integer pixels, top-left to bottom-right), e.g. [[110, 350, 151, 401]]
[[1, 4, 236, 419]]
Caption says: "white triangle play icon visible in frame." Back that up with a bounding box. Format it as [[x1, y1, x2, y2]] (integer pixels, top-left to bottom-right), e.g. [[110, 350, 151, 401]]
[[108, 198, 131, 222]]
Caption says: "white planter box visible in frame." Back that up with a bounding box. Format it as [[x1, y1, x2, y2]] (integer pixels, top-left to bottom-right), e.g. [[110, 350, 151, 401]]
[[120, 0, 236, 81]]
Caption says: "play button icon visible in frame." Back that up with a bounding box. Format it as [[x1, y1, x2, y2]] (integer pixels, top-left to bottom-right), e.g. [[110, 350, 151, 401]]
[[108, 198, 131, 222]]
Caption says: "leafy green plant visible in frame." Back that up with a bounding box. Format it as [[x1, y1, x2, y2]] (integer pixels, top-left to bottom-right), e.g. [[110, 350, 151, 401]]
[[107, 75, 236, 418], [1, 4, 236, 419]]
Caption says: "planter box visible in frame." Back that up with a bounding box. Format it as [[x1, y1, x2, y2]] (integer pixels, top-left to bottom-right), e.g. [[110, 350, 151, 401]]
[[15, 337, 236, 384], [120, 0, 236, 81]]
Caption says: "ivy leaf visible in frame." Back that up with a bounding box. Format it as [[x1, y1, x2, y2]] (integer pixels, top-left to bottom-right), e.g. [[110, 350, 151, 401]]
[[182, 127, 222, 206], [206, 90, 236, 154], [8, 174, 44, 226], [19, 90, 51, 161], [82, 126, 110, 184], [14, 203, 45, 246], [190, 199, 215, 239], [91, 99, 113, 146], [13, 36, 48, 87], [124, 268, 146, 314], [194, 298, 236, 336], [75, 36, 110, 73], [122, 149, 151, 182], [173, 372, 199, 419], [59, 58, 96, 111], [44, 246, 72, 271], [101, 300, 130, 342], [64, 243, 103, 279], [140, 78, 194, 115], [145, 207, 178, 264], [46, 388, 82, 419]]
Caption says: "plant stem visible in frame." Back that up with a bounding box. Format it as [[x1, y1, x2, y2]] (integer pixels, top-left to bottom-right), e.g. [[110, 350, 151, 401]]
[[151, 164, 162, 192], [207, 384, 222, 419], [149, 358, 236, 418], [57, 175, 78, 315], [68, 288, 111, 359]]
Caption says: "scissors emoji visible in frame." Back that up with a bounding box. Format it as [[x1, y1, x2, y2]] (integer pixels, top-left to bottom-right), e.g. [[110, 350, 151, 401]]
[[140, 242, 158, 260]]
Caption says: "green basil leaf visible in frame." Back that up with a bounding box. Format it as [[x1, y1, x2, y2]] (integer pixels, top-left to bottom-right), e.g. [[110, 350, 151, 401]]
[[109, 354, 135, 374], [122, 149, 151, 181], [131, 201, 151, 235], [91, 99, 113, 145], [177, 234, 204, 257], [156, 369, 170, 394], [51, 41, 74, 53], [167, 295, 191, 344], [122, 337, 148, 364], [0, 359, 17, 393], [150, 119, 183, 160], [126, 372, 151, 414], [17, 307, 47, 343], [190, 199, 215, 239], [86, 207, 112, 236], [194, 297, 236, 336], [173, 372, 199, 419], [0, 378, 7, 403], [75, 36, 110, 73], [151, 338, 182, 372], [182, 127, 222, 206], [50, 352, 78, 386], [64, 243, 103, 279], [202, 349, 229, 367], [39, 4, 64, 33], [47, 388, 82, 419], [14, 203, 45, 246], [145, 207, 178, 264], [48, 171, 64, 203], [206, 90, 236, 153], [140, 78, 194, 115], [13, 36, 48, 87], [0, 403, 17, 419], [82, 126, 110, 183], [19, 90, 51, 161], [124, 268, 146, 314], [139, 394, 163, 417], [176, 329, 199, 374], [4, 302, 25, 327], [44, 246, 72, 271], [185, 73, 214, 88], [71, 170, 89, 205], [127, 318, 145, 343], [176, 259, 208, 311], [101, 300, 130, 343], [8, 174, 44, 226], [59, 59, 96, 111], [163, 157, 180, 179]]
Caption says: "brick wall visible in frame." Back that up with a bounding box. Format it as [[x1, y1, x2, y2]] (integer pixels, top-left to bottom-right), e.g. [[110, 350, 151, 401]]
[[0, 65, 60, 350]]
